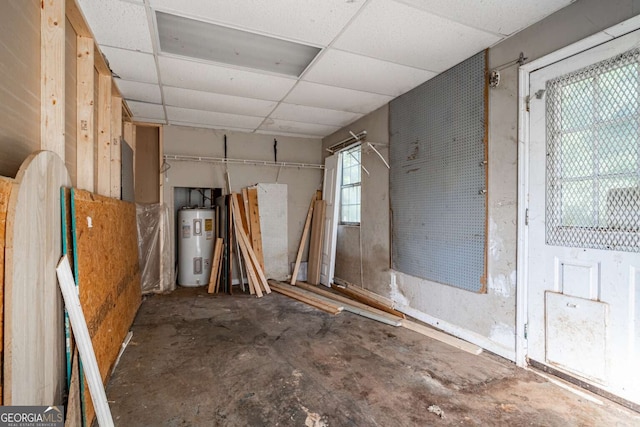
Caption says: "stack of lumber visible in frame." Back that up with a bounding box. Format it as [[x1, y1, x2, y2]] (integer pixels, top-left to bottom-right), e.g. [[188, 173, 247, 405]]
[[209, 189, 271, 297]]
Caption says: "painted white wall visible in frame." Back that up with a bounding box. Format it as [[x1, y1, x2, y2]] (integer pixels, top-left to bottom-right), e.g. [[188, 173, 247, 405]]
[[163, 125, 323, 283], [322, 0, 640, 360]]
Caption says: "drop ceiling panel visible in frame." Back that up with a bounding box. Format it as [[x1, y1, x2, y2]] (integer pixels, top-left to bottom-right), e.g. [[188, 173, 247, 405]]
[[270, 103, 363, 127], [127, 101, 166, 121], [304, 49, 437, 96], [114, 79, 162, 104], [285, 82, 394, 114], [158, 56, 297, 101], [334, 0, 501, 72], [258, 119, 341, 137], [163, 87, 277, 117], [149, 0, 364, 45], [101, 47, 158, 84], [166, 106, 263, 130], [76, 0, 153, 52], [395, 0, 573, 36]]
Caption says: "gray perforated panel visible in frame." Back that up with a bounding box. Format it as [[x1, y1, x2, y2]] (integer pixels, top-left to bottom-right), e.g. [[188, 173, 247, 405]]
[[390, 51, 487, 292]]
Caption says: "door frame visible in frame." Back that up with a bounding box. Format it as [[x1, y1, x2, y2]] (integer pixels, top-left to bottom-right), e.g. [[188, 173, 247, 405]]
[[515, 16, 640, 368]]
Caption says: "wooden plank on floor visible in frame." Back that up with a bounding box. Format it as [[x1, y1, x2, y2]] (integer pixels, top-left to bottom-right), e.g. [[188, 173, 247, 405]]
[[307, 200, 326, 285], [331, 284, 406, 319], [401, 319, 483, 355], [291, 194, 317, 285], [269, 281, 342, 315], [4, 153, 70, 405], [246, 188, 264, 271], [334, 277, 394, 307], [295, 282, 403, 326]]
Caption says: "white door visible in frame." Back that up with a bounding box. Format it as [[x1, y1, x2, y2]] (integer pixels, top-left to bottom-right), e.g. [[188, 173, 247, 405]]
[[320, 154, 341, 286], [527, 30, 640, 405]]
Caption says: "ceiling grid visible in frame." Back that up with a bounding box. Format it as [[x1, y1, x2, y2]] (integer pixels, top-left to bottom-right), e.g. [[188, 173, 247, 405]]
[[78, 0, 574, 137]]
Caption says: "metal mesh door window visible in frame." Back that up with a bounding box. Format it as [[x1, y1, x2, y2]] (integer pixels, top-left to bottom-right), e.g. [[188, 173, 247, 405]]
[[546, 48, 640, 252], [341, 146, 361, 224], [389, 51, 487, 292]]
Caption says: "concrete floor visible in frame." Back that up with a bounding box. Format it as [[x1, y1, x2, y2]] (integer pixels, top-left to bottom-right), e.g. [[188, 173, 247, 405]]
[[107, 287, 640, 426]]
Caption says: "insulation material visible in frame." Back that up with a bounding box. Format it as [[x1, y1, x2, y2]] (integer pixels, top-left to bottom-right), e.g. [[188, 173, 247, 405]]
[[71, 188, 141, 425], [255, 183, 288, 280], [0, 176, 14, 404], [136, 203, 173, 294]]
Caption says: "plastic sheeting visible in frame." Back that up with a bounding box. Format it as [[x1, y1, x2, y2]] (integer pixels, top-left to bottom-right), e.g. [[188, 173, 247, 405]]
[[136, 203, 174, 294]]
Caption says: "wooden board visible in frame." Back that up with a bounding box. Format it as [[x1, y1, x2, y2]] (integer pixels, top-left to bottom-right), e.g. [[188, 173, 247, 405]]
[[71, 188, 141, 424], [76, 35, 94, 192], [294, 282, 403, 325], [0, 177, 14, 404], [331, 284, 406, 319], [401, 319, 483, 355], [207, 238, 223, 294], [291, 194, 316, 285], [307, 200, 326, 285], [4, 151, 70, 405], [268, 281, 342, 315], [246, 188, 264, 271], [41, 0, 66, 159]]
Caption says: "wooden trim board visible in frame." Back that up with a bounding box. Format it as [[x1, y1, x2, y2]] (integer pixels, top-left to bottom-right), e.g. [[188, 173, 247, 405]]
[[96, 74, 111, 196], [208, 238, 223, 294]]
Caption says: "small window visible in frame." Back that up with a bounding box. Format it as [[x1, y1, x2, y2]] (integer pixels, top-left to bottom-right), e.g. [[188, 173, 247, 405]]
[[340, 146, 361, 224]]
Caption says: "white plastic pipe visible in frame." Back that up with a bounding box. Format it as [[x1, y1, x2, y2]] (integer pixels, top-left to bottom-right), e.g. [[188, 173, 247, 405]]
[[56, 256, 114, 427]]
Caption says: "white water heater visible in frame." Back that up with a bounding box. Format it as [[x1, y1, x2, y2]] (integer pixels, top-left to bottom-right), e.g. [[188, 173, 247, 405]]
[[178, 208, 215, 287]]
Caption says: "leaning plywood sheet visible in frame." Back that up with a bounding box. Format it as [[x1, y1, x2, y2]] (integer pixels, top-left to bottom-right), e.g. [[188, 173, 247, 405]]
[[71, 188, 141, 425], [0, 176, 14, 404], [255, 184, 288, 280], [4, 151, 70, 405]]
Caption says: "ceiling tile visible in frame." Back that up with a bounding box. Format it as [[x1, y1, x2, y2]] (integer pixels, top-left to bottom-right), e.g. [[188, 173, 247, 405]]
[[284, 82, 393, 114], [114, 79, 161, 104], [149, 0, 365, 45], [395, 0, 573, 36], [304, 49, 436, 96], [258, 119, 341, 137], [127, 101, 166, 121], [334, 0, 501, 72], [76, 0, 153, 52], [163, 87, 277, 117], [158, 56, 297, 101], [101, 47, 158, 84], [166, 106, 264, 130], [270, 103, 363, 127]]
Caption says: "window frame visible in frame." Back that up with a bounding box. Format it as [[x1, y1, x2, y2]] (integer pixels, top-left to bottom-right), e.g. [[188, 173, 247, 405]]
[[339, 145, 362, 226]]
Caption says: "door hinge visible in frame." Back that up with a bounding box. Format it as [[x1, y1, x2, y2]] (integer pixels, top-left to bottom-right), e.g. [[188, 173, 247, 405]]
[[525, 208, 529, 226], [524, 323, 528, 339], [525, 95, 531, 112]]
